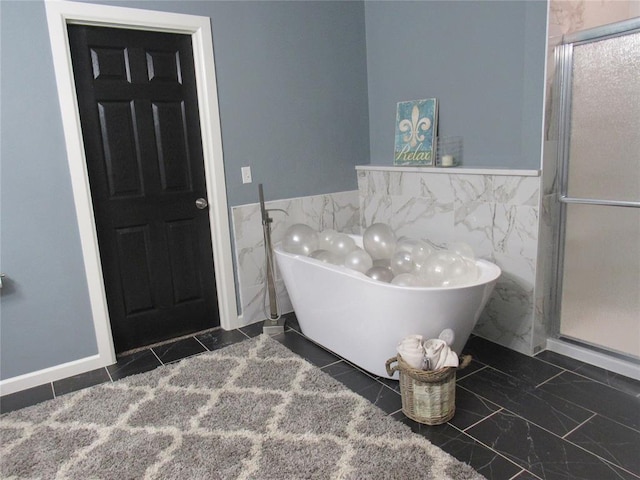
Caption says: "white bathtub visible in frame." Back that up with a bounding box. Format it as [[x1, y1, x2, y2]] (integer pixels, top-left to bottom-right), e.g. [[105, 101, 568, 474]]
[[274, 235, 501, 378]]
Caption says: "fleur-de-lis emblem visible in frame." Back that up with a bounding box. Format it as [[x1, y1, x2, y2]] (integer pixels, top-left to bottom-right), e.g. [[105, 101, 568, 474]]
[[399, 105, 431, 148]]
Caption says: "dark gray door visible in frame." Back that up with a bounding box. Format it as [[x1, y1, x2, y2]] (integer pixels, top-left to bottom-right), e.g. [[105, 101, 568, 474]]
[[68, 25, 219, 353]]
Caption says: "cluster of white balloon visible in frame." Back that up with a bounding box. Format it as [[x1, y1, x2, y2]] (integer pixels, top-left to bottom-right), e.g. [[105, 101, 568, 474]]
[[281, 222, 479, 288]]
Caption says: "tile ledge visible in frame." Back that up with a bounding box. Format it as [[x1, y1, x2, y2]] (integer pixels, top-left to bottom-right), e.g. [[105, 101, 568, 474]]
[[355, 165, 540, 177]]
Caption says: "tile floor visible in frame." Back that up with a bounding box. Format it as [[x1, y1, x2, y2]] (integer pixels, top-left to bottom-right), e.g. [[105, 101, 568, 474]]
[[2, 313, 639, 480]]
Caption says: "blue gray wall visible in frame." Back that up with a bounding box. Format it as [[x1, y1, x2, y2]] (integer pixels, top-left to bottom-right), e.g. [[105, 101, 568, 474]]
[[0, 0, 548, 381], [0, 0, 369, 379], [1, 1, 99, 379], [365, 1, 547, 168]]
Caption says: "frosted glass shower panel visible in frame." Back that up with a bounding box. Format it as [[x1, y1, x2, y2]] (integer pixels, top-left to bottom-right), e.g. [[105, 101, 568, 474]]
[[560, 204, 640, 358], [566, 32, 640, 202]]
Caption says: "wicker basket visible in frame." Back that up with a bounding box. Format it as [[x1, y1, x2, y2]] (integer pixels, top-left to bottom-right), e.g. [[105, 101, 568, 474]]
[[385, 354, 471, 425]]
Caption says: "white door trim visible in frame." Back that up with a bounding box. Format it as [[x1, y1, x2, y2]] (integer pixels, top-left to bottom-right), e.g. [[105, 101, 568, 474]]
[[44, 0, 239, 365]]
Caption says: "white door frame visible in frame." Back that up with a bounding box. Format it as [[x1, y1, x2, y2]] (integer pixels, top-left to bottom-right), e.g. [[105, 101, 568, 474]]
[[45, 1, 238, 364]]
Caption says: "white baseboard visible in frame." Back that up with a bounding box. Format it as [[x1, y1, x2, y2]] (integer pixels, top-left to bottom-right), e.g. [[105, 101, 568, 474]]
[[0, 354, 112, 396], [545, 338, 640, 381]]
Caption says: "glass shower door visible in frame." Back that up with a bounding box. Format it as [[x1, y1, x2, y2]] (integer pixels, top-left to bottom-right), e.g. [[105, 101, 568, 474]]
[[556, 20, 640, 359]]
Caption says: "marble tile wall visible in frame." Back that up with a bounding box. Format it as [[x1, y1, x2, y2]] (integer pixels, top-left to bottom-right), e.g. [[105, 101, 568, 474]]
[[536, 0, 639, 353], [357, 167, 542, 356], [231, 191, 360, 326]]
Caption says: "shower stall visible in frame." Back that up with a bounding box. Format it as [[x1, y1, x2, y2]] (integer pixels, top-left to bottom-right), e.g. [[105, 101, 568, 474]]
[[550, 18, 640, 377]]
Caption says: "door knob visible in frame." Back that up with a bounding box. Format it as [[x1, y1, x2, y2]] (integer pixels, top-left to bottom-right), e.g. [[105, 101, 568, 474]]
[[195, 197, 208, 209]]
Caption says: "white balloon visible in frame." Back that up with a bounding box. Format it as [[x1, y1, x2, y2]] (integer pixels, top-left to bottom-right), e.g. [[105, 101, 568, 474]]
[[363, 223, 397, 260], [329, 233, 356, 256], [412, 241, 435, 265], [445, 257, 479, 286], [309, 249, 342, 265], [448, 242, 476, 260], [396, 237, 434, 265], [391, 273, 422, 287], [365, 266, 395, 283], [417, 250, 477, 287], [282, 224, 318, 256], [344, 248, 373, 273], [390, 250, 414, 276], [373, 258, 391, 268], [394, 237, 412, 254], [317, 229, 338, 250]]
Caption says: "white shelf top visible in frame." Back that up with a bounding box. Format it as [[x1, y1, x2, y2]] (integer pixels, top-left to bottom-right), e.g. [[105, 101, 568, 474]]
[[356, 165, 541, 177]]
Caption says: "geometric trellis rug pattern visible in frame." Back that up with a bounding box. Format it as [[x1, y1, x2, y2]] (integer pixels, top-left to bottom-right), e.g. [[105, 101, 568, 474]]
[[0, 334, 484, 479]]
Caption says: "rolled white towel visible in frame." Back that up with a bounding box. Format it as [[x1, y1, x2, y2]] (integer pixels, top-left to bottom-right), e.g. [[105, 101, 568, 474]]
[[397, 335, 425, 369], [396, 334, 459, 370], [423, 339, 459, 370]]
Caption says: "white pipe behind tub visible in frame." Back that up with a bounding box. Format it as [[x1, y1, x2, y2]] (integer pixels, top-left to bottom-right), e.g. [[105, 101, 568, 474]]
[[274, 236, 501, 379]]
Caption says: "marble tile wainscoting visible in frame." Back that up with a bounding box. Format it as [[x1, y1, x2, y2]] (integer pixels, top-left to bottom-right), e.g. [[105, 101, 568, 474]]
[[231, 190, 360, 326], [357, 166, 545, 357]]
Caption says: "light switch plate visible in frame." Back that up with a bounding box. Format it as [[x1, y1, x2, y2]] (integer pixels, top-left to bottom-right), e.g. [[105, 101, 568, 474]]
[[241, 166, 252, 184]]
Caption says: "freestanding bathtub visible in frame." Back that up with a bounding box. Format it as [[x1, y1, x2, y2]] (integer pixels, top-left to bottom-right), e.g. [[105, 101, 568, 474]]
[[274, 235, 501, 379]]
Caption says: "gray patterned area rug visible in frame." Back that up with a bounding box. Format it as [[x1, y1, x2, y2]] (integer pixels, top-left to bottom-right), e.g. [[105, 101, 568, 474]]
[[1, 334, 484, 480]]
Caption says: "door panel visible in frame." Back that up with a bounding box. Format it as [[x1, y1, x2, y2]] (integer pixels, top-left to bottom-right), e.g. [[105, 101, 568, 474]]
[[68, 25, 219, 353], [98, 101, 145, 197], [565, 32, 640, 203], [560, 204, 640, 357], [556, 24, 640, 359], [116, 225, 155, 315], [152, 101, 193, 191]]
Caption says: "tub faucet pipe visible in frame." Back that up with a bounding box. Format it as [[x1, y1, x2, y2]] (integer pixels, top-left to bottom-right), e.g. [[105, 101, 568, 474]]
[[259, 183, 287, 335]]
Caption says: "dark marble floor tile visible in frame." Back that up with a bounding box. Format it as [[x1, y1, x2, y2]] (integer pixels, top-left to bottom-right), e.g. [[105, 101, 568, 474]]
[[240, 314, 300, 337], [458, 366, 592, 436], [272, 330, 341, 368], [375, 375, 401, 393], [538, 371, 640, 431], [511, 470, 543, 479], [466, 409, 638, 480], [152, 337, 207, 364], [537, 351, 640, 398], [566, 414, 640, 476], [53, 367, 111, 396], [283, 312, 301, 332], [397, 415, 522, 480], [573, 364, 640, 398], [0, 383, 54, 414], [456, 359, 487, 380], [196, 328, 248, 351], [321, 361, 380, 393], [463, 336, 563, 385], [535, 350, 587, 372], [239, 321, 265, 338], [376, 360, 485, 395], [451, 386, 501, 430], [107, 349, 162, 381], [354, 380, 402, 414]]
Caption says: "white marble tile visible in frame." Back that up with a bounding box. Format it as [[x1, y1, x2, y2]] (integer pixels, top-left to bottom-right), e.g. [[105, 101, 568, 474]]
[[392, 210, 455, 249], [474, 259, 535, 356], [453, 203, 496, 259], [451, 174, 493, 205], [367, 170, 397, 196], [357, 169, 369, 194], [329, 191, 360, 233], [533, 193, 561, 352], [232, 190, 360, 325], [390, 170, 452, 200], [231, 203, 262, 253], [491, 204, 539, 262], [360, 169, 544, 356], [238, 280, 294, 327], [492, 176, 540, 206], [361, 193, 395, 227]]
